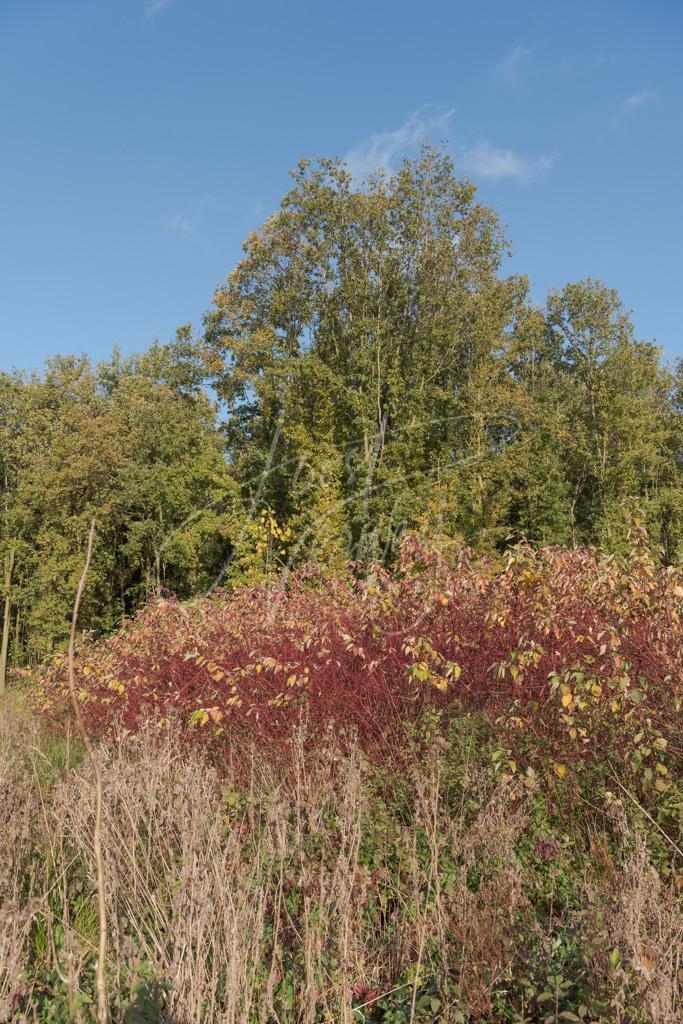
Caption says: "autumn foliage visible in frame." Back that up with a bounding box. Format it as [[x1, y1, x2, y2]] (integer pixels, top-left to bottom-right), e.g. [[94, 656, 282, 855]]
[[39, 525, 682, 794]]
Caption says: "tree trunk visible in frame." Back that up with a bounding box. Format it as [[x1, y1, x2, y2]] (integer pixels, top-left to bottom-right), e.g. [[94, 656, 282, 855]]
[[0, 548, 15, 696], [13, 607, 20, 667]]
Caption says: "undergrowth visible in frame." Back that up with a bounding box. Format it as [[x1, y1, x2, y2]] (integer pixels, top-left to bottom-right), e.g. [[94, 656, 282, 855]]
[[0, 529, 680, 1021]]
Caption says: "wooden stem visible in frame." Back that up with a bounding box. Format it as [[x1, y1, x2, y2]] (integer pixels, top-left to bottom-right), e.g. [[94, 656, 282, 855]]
[[67, 519, 109, 1023]]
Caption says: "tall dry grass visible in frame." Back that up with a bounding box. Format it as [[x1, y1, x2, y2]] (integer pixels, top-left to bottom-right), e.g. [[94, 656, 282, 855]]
[[0, 709, 681, 1022]]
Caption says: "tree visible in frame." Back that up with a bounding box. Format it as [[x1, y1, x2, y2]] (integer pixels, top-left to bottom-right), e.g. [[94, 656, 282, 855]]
[[0, 370, 29, 681], [203, 146, 527, 560], [546, 279, 681, 552]]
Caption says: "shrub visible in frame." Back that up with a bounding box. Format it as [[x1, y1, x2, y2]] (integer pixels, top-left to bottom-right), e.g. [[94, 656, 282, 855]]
[[39, 532, 682, 804]]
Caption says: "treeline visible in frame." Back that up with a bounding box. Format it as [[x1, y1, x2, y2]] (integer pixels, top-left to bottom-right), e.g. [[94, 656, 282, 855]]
[[1, 146, 682, 667]]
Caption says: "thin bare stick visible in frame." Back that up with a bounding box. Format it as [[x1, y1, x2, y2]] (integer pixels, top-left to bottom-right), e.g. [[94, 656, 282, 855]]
[[67, 519, 108, 1023]]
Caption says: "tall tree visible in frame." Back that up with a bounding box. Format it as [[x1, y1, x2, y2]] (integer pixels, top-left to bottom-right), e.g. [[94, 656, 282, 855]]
[[204, 146, 527, 559], [546, 279, 680, 552]]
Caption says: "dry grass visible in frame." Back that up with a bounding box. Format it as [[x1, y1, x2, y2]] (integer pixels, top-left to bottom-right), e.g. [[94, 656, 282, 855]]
[[0, 708, 680, 1023]]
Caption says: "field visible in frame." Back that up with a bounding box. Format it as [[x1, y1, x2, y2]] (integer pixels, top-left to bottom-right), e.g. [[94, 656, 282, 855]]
[[1, 531, 681, 1022]]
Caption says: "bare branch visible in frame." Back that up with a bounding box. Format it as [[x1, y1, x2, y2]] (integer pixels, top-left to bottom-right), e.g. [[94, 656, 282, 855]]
[[67, 518, 108, 1023]]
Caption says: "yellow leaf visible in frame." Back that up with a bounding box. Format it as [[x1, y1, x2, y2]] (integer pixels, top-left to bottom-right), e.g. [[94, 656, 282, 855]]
[[554, 762, 567, 779], [561, 692, 573, 707]]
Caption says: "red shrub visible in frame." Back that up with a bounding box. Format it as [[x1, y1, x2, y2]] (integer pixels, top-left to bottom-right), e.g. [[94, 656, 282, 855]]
[[39, 534, 683, 780]]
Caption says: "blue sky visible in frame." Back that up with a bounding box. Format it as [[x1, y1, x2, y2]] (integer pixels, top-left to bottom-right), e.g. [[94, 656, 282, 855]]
[[1, 0, 681, 372]]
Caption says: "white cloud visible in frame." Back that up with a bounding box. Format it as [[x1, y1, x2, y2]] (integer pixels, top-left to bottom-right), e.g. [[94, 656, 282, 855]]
[[343, 107, 454, 181], [613, 89, 657, 125], [145, 0, 172, 16], [344, 109, 553, 186], [460, 141, 553, 184], [495, 45, 534, 83], [166, 214, 194, 235]]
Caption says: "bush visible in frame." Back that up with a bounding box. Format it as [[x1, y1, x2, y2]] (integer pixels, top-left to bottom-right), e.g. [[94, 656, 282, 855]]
[[40, 532, 682, 801]]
